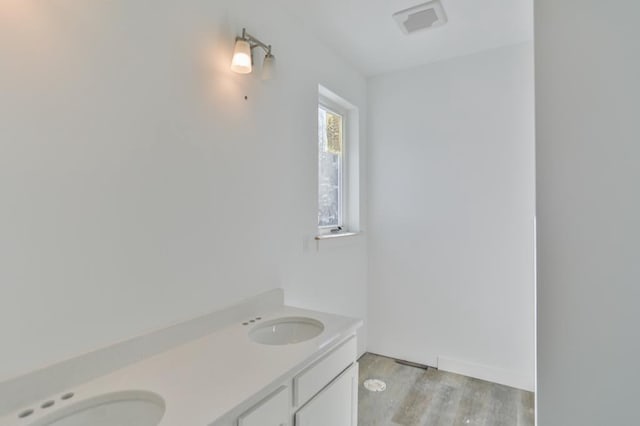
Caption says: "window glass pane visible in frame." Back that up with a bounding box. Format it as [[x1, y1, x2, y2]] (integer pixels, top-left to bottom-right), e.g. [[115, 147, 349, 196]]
[[318, 107, 343, 228]]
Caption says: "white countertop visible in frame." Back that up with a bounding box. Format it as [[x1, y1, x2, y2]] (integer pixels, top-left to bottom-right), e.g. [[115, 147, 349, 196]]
[[1, 306, 362, 426]]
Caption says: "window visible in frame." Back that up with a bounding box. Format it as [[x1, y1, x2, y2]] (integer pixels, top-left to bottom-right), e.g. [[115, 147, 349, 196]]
[[318, 104, 344, 230], [317, 85, 360, 238]]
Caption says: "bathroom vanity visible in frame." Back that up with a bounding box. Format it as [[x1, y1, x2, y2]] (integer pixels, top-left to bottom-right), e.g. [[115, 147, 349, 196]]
[[0, 292, 362, 426]]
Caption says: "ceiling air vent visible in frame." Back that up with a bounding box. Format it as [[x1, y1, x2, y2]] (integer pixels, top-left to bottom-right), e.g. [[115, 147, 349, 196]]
[[393, 1, 448, 35]]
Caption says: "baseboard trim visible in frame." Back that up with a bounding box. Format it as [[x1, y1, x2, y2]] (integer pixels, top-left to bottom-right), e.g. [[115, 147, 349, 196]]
[[437, 356, 534, 392]]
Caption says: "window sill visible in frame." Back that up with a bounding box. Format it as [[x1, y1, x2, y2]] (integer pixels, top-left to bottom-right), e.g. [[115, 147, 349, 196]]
[[315, 232, 360, 241]]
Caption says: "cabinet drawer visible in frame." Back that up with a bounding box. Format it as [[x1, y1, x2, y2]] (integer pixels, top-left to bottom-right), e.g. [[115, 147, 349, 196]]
[[293, 336, 356, 406]]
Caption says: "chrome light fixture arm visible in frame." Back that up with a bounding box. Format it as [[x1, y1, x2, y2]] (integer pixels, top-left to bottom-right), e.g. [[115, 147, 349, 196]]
[[239, 28, 273, 57]]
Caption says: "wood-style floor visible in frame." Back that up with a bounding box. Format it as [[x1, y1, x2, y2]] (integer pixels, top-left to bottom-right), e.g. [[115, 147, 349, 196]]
[[358, 353, 534, 426]]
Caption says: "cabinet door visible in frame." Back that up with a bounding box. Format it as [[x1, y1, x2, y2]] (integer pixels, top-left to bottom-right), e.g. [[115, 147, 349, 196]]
[[238, 385, 290, 426], [295, 363, 358, 426]]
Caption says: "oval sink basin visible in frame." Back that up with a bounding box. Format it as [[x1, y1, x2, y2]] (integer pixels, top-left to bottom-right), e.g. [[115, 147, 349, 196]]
[[31, 391, 165, 426], [249, 317, 324, 345]]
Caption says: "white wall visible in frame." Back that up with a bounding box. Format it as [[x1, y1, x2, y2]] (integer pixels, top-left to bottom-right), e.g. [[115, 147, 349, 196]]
[[0, 0, 367, 381], [536, 1, 640, 424], [368, 43, 535, 390]]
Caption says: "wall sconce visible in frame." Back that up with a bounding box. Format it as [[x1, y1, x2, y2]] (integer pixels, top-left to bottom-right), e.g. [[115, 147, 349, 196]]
[[231, 28, 276, 80]]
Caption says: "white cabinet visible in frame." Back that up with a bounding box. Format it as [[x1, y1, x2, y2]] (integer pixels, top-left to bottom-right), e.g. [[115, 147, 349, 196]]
[[294, 363, 359, 426], [232, 336, 359, 426], [238, 386, 290, 426]]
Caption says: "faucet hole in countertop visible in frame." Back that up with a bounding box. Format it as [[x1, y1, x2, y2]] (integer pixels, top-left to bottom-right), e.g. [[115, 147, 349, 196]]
[[18, 409, 34, 419]]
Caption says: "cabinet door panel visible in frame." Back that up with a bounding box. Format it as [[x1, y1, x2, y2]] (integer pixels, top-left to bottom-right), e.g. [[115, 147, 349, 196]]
[[238, 385, 289, 426], [295, 363, 358, 426], [294, 336, 357, 407]]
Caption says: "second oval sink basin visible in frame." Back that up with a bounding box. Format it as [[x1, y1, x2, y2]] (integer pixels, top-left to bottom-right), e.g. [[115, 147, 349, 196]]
[[249, 317, 324, 345], [31, 391, 165, 426]]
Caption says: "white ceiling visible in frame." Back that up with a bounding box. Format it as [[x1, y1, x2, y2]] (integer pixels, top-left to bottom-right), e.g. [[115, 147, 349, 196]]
[[276, 0, 533, 76]]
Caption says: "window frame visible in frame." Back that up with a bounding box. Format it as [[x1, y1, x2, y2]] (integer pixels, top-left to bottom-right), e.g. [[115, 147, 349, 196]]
[[317, 99, 347, 234], [315, 85, 361, 240]]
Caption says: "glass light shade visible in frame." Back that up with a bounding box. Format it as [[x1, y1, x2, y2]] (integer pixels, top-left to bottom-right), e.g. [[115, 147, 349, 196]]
[[262, 54, 276, 80], [231, 39, 252, 74]]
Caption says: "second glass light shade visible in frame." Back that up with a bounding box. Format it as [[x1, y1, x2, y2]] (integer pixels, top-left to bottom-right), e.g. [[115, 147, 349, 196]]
[[262, 54, 276, 80]]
